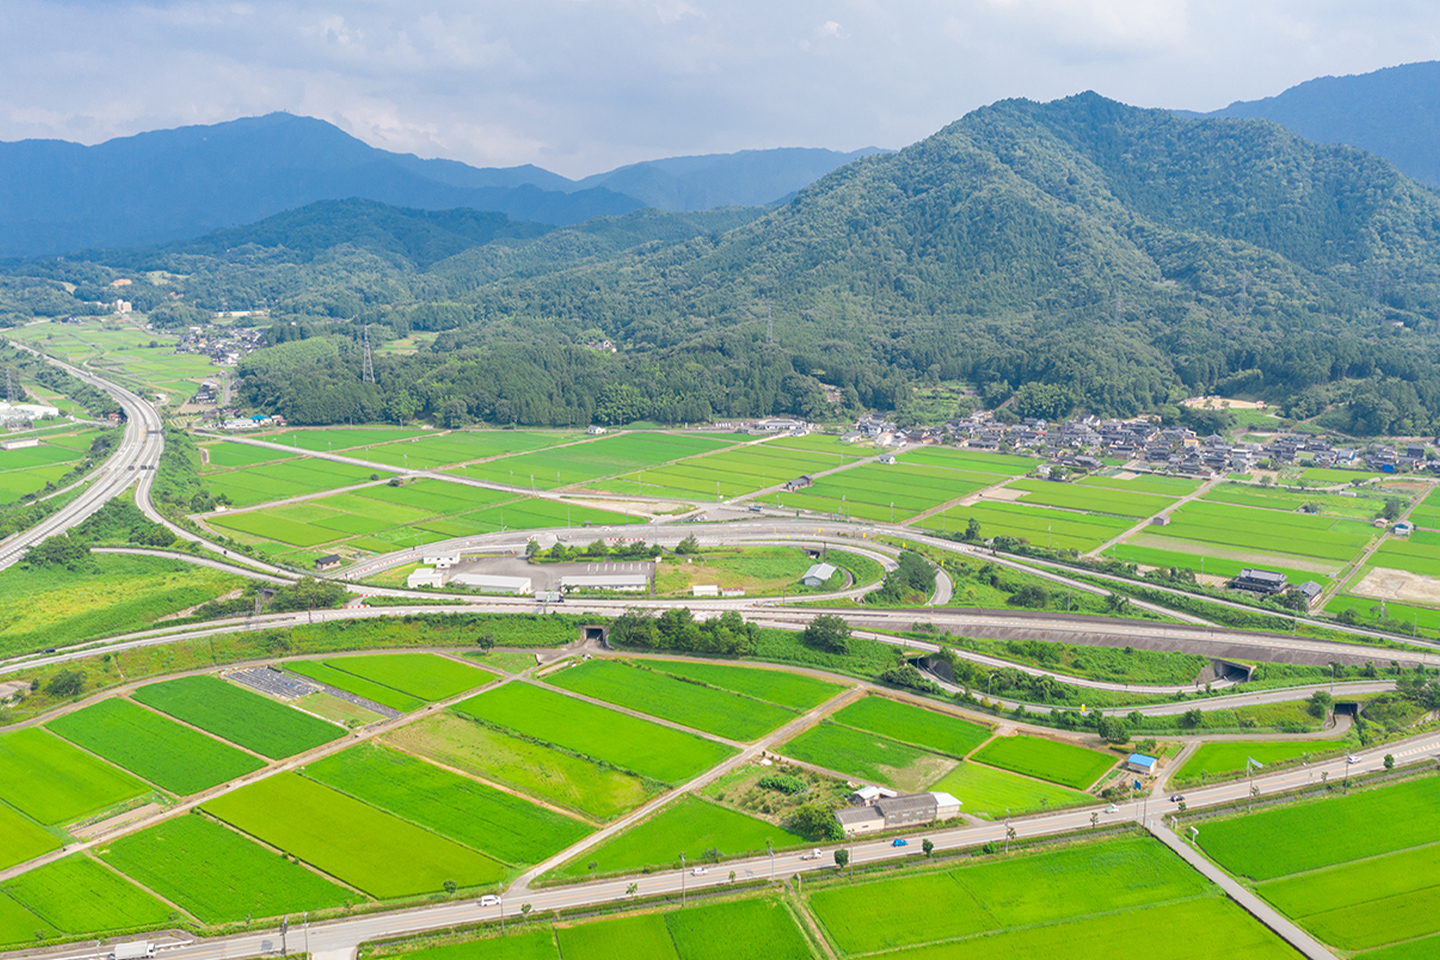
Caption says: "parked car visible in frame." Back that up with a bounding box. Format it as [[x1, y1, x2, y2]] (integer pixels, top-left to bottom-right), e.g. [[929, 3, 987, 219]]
[[891, 838, 908, 847], [478, 895, 501, 908]]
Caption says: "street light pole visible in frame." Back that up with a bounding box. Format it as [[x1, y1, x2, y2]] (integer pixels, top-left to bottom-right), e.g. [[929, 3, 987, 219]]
[[767, 839, 774, 881], [680, 853, 687, 906]]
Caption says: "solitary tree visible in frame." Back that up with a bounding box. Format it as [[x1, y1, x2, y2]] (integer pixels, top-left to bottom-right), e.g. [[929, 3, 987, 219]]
[[627, 882, 639, 899], [1384, 753, 1395, 770], [922, 839, 934, 858], [588, 861, 598, 880], [1090, 812, 1099, 830], [442, 879, 457, 895], [833, 849, 849, 870], [1005, 825, 1016, 854]]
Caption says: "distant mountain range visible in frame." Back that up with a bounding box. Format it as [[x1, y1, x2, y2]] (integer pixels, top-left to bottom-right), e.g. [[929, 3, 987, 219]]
[[0, 113, 881, 257], [1181, 60, 1440, 188]]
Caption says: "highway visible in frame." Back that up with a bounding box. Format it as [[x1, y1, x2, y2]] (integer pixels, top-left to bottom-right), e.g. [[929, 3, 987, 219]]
[[0, 346, 163, 572]]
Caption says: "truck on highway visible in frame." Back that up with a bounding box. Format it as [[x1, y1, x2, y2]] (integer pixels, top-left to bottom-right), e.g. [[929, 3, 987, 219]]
[[109, 942, 155, 960]]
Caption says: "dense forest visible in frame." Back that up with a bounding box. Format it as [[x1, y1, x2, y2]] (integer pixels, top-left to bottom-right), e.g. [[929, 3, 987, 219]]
[[5, 93, 1440, 432]]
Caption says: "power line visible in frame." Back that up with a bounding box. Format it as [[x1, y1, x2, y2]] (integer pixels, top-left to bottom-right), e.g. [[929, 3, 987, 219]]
[[361, 324, 375, 384]]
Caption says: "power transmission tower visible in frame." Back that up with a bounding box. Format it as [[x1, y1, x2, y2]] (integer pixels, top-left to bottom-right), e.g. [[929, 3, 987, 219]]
[[4, 369, 15, 404], [361, 324, 375, 384], [1238, 272, 1250, 319], [1114, 290, 1121, 324], [766, 303, 774, 344]]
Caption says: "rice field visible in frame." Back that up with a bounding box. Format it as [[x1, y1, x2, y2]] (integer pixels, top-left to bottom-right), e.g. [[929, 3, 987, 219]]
[[590, 438, 863, 501], [927, 760, 1094, 818], [1171, 740, 1334, 786], [454, 683, 736, 784], [550, 795, 803, 879], [132, 675, 344, 759], [302, 743, 591, 865], [898, 448, 1037, 476], [200, 457, 388, 508], [0, 894, 52, 947], [543, 659, 796, 741], [340, 430, 579, 470], [1144, 499, 1375, 564], [0, 429, 102, 504], [807, 836, 1213, 955], [98, 813, 362, 924], [642, 660, 846, 710], [1202, 778, 1440, 956], [386, 713, 655, 820], [826, 696, 993, 758], [913, 500, 1134, 551], [1006, 478, 1177, 517], [203, 772, 505, 897], [0, 804, 62, 872], [46, 699, 266, 795], [0, 728, 149, 825], [0, 856, 173, 935], [285, 660, 427, 712], [779, 722, 956, 793], [969, 735, 1114, 790], [774, 462, 991, 522], [319, 653, 496, 701], [453, 432, 742, 491]]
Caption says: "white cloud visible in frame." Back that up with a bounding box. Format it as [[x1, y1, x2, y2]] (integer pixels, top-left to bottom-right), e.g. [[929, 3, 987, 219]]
[[0, 1, 1436, 176]]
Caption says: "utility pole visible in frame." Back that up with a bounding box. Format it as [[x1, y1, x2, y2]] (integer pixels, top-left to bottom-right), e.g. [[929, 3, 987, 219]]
[[680, 853, 687, 906]]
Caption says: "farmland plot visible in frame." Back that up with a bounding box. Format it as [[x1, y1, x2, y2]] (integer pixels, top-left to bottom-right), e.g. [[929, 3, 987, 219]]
[[0, 804, 62, 871], [0, 896, 51, 947], [898, 448, 1036, 475], [1147, 500, 1374, 563], [928, 760, 1092, 818], [594, 440, 861, 500], [644, 660, 845, 710], [99, 814, 360, 923], [1007, 478, 1176, 517], [914, 500, 1133, 551], [550, 795, 803, 879], [827, 696, 992, 758], [664, 898, 811, 960], [132, 675, 344, 759], [400, 930, 559, 960], [456, 432, 739, 490], [355, 430, 577, 470], [284, 660, 426, 712], [455, 683, 736, 784], [557, 913, 677, 960], [544, 659, 795, 741], [0, 728, 149, 825], [1, 856, 172, 935], [303, 743, 590, 865], [1200, 776, 1440, 881], [779, 722, 955, 792], [47, 699, 265, 795], [203, 773, 504, 897], [970, 735, 1113, 789], [320, 652, 495, 701], [1171, 740, 1335, 786], [386, 713, 654, 820]]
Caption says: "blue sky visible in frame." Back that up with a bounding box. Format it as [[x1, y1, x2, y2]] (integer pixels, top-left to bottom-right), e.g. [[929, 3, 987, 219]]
[[3, 1, 1438, 176]]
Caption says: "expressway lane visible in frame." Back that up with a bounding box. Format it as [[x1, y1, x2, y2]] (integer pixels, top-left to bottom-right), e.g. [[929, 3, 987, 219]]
[[0, 345, 163, 572]]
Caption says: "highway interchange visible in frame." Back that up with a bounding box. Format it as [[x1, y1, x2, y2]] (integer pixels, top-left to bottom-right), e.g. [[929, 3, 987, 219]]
[[0, 348, 1433, 960]]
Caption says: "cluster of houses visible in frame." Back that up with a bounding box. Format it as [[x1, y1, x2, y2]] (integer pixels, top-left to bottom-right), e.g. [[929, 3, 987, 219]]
[[174, 325, 266, 368], [220, 413, 286, 431], [1269, 435, 1433, 473]]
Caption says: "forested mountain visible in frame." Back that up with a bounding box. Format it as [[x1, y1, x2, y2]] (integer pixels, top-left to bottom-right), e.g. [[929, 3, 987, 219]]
[[7, 93, 1440, 435], [570, 147, 886, 211], [0, 114, 642, 256], [0, 113, 880, 257], [1188, 61, 1440, 188]]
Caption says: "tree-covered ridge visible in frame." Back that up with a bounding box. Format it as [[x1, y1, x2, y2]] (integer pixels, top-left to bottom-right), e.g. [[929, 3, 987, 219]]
[[7, 93, 1440, 432]]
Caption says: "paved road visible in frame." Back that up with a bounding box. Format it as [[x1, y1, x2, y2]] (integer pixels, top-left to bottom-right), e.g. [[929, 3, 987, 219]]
[[0, 345, 163, 572], [23, 736, 1431, 960]]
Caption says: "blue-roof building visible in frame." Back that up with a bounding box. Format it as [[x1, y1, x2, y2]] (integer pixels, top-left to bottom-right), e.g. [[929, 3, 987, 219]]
[[1126, 753, 1158, 775]]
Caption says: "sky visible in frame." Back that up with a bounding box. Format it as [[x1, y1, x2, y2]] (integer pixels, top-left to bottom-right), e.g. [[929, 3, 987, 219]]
[[3, 1, 1439, 177]]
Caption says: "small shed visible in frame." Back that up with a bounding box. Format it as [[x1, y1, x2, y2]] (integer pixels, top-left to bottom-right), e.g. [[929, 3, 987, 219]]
[[314, 554, 342, 571], [1125, 753, 1158, 776], [1394, 522, 1414, 536], [1149, 515, 1171, 526], [801, 562, 837, 587], [878, 453, 897, 465], [691, 584, 720, 597], [407, 567, 445, 589]]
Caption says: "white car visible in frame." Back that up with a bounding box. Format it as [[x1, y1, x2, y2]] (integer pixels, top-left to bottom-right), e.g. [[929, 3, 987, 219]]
[[800, 849, 823, 860], [690, 866, 708, 876], [478, 894, 501, 908], [1347, 755, 1362, 763]]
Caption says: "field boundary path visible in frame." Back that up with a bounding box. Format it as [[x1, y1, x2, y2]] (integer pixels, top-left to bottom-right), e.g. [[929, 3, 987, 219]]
[[1084, 474, 1223, 560], [1144, 820, 1338, 959]]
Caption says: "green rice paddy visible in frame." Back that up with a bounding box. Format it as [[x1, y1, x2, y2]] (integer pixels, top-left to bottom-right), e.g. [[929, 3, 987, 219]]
[[969, 735, 1114, 790], [0, 728, 149, 825], [1, 856, 172, 935], [826, 696, 992, 758], [643, 659, 845, 710], [132, 675, 344, 759]]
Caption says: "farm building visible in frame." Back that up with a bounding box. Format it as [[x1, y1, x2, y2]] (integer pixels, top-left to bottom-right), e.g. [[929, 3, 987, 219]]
[[1149, 515, 1171, 526], [449, 573, 533, 594], [314, 554, 342, 572], [0, 401, 59, 421], [1231, 568, 1287, 596], [783, 474, 814, 492], [1393, 522, 1415, 536], [1295, 581, 1323, 608], [0, 437, 41, 450], [801, 562, 837, 587], [1125, 753, 1158, 775], [561, 573, 650, 592], [692, 585, 720, 597], [406, 568, 445, 589], [834, 792, 962, 834], [878, 453, 897, 465], [850, 785, 899, 805]]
